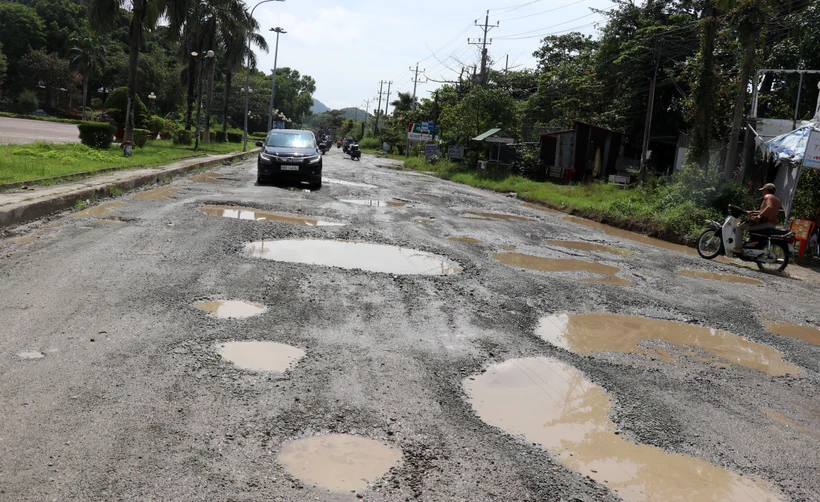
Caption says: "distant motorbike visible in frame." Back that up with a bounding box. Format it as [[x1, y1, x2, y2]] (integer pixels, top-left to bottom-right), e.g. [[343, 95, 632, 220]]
[[318, 140, 328, 154], [342, 138, 351, 155], [696, 204, 796, 272], [336, 140, 341, 149], [349, 141, 361, 161]]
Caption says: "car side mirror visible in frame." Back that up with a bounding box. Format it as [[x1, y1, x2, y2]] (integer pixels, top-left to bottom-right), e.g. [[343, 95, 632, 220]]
[[255, 141, 263, 147]]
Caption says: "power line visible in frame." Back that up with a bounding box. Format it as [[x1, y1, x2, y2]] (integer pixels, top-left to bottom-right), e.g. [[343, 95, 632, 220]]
[[491, 0, 547, 15], [469, 10, 500, 86], [495, 10, 608, 39], [499, 0, 589, 22]]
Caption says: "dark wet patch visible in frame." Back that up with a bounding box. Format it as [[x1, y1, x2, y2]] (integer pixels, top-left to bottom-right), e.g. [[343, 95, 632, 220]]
[[463, 210, 535, 221], [537, 313, 801, 376], [200, 206, 344, 227], [278, 434, 403, 492], [217, 341, 304, 372], [464, 357, 782, 502], [196, 300, 266, 319], [493, 252, 633, 286], [245, 239, 462, 275]]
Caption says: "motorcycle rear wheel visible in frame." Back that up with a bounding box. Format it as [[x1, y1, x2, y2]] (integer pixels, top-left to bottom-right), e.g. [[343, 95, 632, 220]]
[[757, 241, 789, 272], [696, 229, 722, 260]]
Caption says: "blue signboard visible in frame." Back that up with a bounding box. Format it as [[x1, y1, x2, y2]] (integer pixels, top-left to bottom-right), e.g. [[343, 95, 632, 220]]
[[273, 121, 285, 130]]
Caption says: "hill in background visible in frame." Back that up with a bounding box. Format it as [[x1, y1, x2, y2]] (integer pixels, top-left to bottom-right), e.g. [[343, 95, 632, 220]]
[[311, 99, 371, 121]]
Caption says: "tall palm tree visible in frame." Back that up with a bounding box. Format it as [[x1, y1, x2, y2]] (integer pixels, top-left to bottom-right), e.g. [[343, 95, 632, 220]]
[[67, 36, 106, 121], [90, 0, 186, 142]]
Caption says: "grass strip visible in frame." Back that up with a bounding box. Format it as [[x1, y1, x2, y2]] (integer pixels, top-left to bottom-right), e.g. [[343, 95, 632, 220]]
[[0, 140, 245, 187]]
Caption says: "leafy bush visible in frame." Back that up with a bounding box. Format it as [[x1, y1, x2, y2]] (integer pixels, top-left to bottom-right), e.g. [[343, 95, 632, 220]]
[[133, 128, 150, 148], [104, 87, 147, 128], [77, 122, 116, 149], [12, 142, 107, 163], [173, 129, 193, 146], [359, 137, 380, 150], [144, 115, 165, 136], [213, 130, 227, 143], [17, 90, 39, 114], [227, 131, 242, 143]]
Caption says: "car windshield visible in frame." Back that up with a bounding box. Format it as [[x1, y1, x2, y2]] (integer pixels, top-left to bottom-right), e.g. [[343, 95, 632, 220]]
[[266, 132, 314, 148]]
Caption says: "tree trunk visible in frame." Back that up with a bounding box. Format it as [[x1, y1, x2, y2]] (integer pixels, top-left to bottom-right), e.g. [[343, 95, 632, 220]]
[[124, 2, 143, 143], [687, 4, 719, 171], [724, 26, 758, 179], [81, 73, 88, 121], [203, 58, 216, 143], [184, 37, 197, 131], [222, 69, 232, 133]]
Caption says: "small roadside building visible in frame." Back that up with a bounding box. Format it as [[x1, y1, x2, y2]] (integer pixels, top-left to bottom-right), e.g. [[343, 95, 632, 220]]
[[472, 128, 515, 170], [539, 121, 625, 182]]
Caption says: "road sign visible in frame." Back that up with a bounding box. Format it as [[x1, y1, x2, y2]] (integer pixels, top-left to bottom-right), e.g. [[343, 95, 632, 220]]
[[448, 146, 465, 160], [408, 122, 439, 141], [273, 121, 285, 130], [804, 129, 820, 170], [425, 144, 439, 162]]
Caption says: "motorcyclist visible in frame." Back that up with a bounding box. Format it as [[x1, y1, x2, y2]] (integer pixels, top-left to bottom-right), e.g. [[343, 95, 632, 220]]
[[731, 183, 781, 254]]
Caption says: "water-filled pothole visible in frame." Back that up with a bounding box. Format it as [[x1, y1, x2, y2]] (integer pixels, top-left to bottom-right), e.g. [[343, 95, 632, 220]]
[[414, 217, 435, 224], [75, 202, 126, 217], [521, 202, 561, 214], [563, 215, 693, 254], [463, 210, 534, 221], [765, 321, 820, 346], [245, 239, 462, 275], [17, 350, 45, 360], [340, 199, 406, 207], [547, 240, 633, 255], [200, 206, 344, 227], [464, 357, 782, 502], [449, 236, 481, 244], [131, 185, 179, 200], [493, 252, 633, 286], [196, 300, 265, 319], [278, 434, 403, 492], [538, 313, 800, 375], [677, 270, 763, 286], [323, 178, 378, 188], [190, 172, 226, 183], [217, 341, 304, 372]]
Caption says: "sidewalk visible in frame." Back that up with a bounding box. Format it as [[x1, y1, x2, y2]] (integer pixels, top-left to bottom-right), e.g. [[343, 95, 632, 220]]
[[0, 149, 257, 228]]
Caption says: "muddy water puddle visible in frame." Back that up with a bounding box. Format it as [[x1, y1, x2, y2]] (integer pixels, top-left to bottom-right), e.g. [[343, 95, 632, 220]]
[[200, 206, 344, 227], [278, 434, 403, 492], [17, 350, 45, 360], [765, 321, 820, 346], [449, 236, 481, 244], [493, 252, 633, 286], [245, 239, 462, 275], [74, 201, 126, 218], [323, 177, 378, 188], [190, 171, 227, 183], [130, 185, 179, 201], [196, 300, 265, 319], [521, 202, 561, 214], [463, 210, 535, 221], [414, 217, 435, 224], [677, 269, 763, 286], [763, 409, 820, 441], [340, 199, 406, 207], [538, 313, 800, 376], [547, 240, 633, 255], [464, 357, 782, 502], [217, 341, 304, 372], [563, 215, 694, 255]]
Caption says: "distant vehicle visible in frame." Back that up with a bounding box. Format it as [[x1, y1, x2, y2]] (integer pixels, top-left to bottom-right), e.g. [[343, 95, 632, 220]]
[[256, 130, 322, 188], [30, 109, 52, 117], [348, 139, 361, 161]]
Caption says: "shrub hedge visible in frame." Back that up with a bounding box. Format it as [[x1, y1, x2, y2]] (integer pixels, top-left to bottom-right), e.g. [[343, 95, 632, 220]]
[[213, 131, 227, 143], [227, 132, 242, 143], [173, 129, 193, 146], [133, 129, 150, 148], [77, 122, 116, 149]]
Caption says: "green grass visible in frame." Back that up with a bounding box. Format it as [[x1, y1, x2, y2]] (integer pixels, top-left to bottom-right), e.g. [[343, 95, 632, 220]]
[[0, 140, 245, 186]]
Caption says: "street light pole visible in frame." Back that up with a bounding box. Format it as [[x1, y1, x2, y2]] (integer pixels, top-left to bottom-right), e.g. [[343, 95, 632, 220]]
[[193, 50, 215, 151], [243, 0, 286, 152], [148, 92, 156, 115], [267, 27, 286, 132]]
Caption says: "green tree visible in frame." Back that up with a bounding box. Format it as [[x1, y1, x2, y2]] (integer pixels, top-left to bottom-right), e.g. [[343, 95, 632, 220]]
[[0, 2, 46, 91], [31, 0, 88, 54], [271, 67, 316, 126], [439, 86, 519, 145], [18, 49, 73, 109], [67, 36, 106, 120], [105, 86, 147, 128], [390, 92, 416, 116], [0, 42, 7, 89]]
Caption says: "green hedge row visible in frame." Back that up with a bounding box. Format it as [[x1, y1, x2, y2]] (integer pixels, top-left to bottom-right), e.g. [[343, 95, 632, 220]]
[[77, 122, 117, 149]]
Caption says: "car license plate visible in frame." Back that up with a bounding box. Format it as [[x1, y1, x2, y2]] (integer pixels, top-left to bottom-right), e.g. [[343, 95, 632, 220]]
[[281, 165, 300, 171]]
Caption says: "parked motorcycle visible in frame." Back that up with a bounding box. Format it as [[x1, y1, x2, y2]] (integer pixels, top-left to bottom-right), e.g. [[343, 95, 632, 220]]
[[349, 141, 361, 161], [696, 205, 796, 272]]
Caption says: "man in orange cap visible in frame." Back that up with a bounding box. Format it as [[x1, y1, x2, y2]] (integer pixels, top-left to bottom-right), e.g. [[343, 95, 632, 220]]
[[731, 183, 781, 254]]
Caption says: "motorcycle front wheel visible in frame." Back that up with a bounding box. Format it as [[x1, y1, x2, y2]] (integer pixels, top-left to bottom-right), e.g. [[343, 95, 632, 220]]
[[757, 241, 789, 272], [696, 229, 722, 260]]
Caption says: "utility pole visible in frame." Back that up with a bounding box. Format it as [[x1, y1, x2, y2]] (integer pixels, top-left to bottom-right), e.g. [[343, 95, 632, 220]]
[[375, 81, 385, 134], [410, 63, 426, 111], [639, 49, 659, 181], [267, 27, 286, 133], [362, 97, 374, 138], [504, 54, 509, 75], [468, 10, 499, 86], [383, 81, 393, 119]]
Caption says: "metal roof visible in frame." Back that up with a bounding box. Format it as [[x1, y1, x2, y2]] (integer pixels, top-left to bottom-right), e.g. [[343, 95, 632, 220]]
[[472, 128, 510, 142]]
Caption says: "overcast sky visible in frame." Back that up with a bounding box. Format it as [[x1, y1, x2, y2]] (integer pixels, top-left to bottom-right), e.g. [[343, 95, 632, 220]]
[[249, 0, 613, 111]]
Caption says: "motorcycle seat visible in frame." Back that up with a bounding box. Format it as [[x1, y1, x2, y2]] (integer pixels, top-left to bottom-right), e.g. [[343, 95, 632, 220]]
[[750, 227, 793, 238]]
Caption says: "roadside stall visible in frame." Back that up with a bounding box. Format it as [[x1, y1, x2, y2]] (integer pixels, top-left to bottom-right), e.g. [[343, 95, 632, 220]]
[[472, 128, 514, 172]]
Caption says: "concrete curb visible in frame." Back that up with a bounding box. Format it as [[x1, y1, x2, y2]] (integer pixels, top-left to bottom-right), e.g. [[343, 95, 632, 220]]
[[0, 149, 258, 228]]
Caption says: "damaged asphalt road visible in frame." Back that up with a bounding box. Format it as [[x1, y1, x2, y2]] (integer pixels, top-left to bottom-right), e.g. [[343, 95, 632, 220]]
[[1, 149, 819, 501]]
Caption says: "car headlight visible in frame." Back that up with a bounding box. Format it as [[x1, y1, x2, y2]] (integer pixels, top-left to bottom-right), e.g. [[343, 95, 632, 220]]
[[308, 155, 321, 164], [260, 151, 275, 161]]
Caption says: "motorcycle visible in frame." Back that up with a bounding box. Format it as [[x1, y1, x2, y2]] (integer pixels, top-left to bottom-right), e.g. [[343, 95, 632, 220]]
[[349, 141, 361, 161], [696, 204, 796, 272], [342, 138, 351, 155], [318, 140, 328, 154], [336, 140, 341, 149]]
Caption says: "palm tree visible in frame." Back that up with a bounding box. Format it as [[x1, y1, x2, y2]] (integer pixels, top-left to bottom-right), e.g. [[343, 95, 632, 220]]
[[390, 92, 417, 116], [67, 36, 106, 121], [90, 0, 186, 142]]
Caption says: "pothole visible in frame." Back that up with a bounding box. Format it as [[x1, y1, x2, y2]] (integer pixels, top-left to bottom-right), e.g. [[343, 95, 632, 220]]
[[501, 244, 517, 251], [245, 239, 462, 275], [196, 300, 266, 319], [765, 321, 820, 346], [449, 236, 481, 244], [563, 215, 693, 255], [278, 434, 403, 492], [414, 217, 435, 224], [462, 210, 534, 221], [323, 178, 378, 188], [190, 172, 226, 183], [17, 350, 45, 360], [464, 357, 783, 502], [521, 202, 561, 213], [493, 252, 633, 286], [74, 202, 126, 218], [200, 206, 344, 227], [217, 341, 304, 372], [538, 313, 801, 376], [677, 270, 763, 286], [131, 185, 179, 200], [339, 199, 406, 207], [547, 240, 634, 255]]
